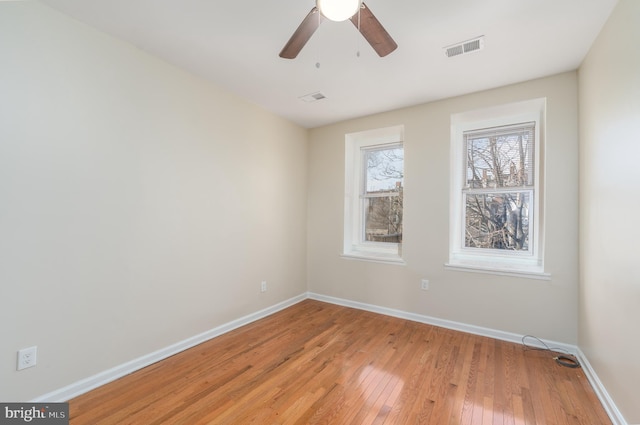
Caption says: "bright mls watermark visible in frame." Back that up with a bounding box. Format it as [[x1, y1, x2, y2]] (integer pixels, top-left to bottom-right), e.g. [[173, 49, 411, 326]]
[[0, 403, 68, 424]]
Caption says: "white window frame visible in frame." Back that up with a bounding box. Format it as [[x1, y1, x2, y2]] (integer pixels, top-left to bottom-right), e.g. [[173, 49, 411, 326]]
[[446, 99, 549, 279], [343, 125, 405, 264]]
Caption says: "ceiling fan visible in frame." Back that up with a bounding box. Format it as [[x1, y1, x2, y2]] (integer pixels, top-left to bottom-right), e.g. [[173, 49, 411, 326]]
[[279, 0, 397, 59]]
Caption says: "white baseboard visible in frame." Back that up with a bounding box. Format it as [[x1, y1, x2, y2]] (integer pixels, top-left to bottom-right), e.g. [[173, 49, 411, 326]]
[[33, 293, 307, 403], [33, 291, 629, 425], [307, 292, 629, 425], [308, 292, 576, 352], [575, 348, 629, 425]]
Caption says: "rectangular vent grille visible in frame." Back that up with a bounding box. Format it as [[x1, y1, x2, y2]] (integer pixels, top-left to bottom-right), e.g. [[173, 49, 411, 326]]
[[444, 36, 485, 58], [299, 92, 327, 103]]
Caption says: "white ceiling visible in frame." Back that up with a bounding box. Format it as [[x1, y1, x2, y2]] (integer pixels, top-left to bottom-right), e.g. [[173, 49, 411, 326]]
[[39, 0, 618, 128]]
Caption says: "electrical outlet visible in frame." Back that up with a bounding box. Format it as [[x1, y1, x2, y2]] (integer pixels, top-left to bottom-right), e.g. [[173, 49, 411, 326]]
[[420, 279, 429, 290], [17, 346, 37, 371], [261, 281, 267, 292]]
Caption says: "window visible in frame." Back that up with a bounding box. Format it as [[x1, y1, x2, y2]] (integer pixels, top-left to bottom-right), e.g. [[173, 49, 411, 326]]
[[464, 123, 534, 253], [344, 125, 405, 264], [447, 99, 548, 279]]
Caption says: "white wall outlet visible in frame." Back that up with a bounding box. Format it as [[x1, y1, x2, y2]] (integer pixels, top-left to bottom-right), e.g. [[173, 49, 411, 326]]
[[420, 279, 429, 290], [17, 346, 37, 370], [261, 281, 267, 292]]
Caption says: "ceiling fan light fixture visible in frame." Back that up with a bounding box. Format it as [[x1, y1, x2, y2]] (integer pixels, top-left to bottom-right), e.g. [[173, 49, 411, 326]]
[[317, 0, 361, 22]]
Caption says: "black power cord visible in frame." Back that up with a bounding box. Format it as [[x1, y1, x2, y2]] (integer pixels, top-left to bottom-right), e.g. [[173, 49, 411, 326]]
[[554, 355, 580, 368], [521, 335, 581, 369]]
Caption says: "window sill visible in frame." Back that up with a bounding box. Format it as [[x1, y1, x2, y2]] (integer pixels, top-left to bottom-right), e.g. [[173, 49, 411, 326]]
[[341, 251, 406, 266], [444, 261, 550, 281]]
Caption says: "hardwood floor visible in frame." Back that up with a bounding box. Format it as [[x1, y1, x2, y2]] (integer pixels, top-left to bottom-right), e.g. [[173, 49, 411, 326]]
[[69, 300, 612, 424]]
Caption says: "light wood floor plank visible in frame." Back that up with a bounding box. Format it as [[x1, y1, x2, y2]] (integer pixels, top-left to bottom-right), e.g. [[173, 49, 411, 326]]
[[69, 300, 612, 424]]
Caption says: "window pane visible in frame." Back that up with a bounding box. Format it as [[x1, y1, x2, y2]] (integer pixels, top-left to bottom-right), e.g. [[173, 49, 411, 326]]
[[464, 192, 530, 251], [365, 147, 404, 193], [364, 194, 403, 243], [465, 124, 534, 189]]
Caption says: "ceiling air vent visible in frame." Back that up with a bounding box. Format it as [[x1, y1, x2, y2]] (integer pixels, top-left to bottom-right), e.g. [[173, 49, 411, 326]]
[[444, 36, 485, 58], [299, 92, 327, 103]]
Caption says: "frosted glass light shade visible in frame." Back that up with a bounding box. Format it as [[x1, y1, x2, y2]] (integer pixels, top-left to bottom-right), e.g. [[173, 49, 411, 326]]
[[317, 0, 362, 22]]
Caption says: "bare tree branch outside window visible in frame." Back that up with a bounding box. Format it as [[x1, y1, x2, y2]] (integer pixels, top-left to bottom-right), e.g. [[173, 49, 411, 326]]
[[463, 123, 534, 251], [363, 146, 403, 243]]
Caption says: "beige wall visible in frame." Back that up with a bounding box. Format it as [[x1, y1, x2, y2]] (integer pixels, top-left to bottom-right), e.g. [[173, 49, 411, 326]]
[[0, 2, 307, 401], [578, 0, 640, 422], [308, 72, 580, 343]]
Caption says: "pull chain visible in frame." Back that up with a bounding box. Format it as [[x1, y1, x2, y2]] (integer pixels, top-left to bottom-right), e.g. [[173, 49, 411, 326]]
[[356, 6, 361, 58], [316, 9, 321, 68]]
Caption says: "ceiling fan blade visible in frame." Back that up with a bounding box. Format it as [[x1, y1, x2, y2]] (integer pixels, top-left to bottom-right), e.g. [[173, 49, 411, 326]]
[[350, 2, 397, 57], [279, 7, 324, 59]]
